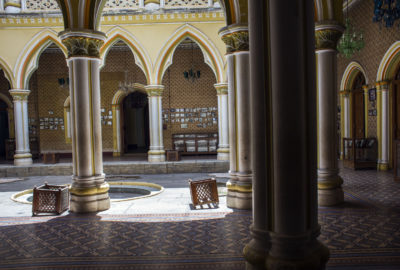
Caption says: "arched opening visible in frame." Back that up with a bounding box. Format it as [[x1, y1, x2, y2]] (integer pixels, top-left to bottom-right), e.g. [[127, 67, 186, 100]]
[[0, 99, 9, 160], [121, 91, 149, 154], [351, 72, 366, 139], [161, 38, 218, 155], [392, 67, 400, 170], [28, 43, 69, 158]]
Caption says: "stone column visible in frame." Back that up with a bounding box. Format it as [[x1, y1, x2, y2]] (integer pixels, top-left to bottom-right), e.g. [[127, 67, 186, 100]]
[[219, 25, 252, 209], [9, 89, 32, 166], [214, 83, 229, 161], [315, 23, 344, 206], [244, 0, 329, 269], [339, 89, 351, 159], [146, 85, 165, 162], [4, 0, 21, 13], [60, 30, 110, 213], [112, 104, 121, 157], [363, 85, 369, 137], [377, 81, 389, 170]]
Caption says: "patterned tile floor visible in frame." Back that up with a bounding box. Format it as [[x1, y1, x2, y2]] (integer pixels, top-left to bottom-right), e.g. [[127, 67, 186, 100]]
[[0, 167, 399, 269]]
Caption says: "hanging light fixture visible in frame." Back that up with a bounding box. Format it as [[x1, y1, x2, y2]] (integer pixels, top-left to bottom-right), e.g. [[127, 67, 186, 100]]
[[373, 0, 400, 28], [118, 44, 136, 92], [183, 41, 201, 82], [337, 2, 364, 59]]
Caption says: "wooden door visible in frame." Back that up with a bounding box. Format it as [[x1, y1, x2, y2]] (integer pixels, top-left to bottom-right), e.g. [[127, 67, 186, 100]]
[[353, 89, 365, 138], [351, 73, 366, 139], [392, 80, 400, 179]]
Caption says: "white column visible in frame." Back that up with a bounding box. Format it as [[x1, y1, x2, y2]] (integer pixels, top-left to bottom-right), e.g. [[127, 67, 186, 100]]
[[381, 82, 389, 170], [315, 23, 344, 206], [146, 85, 165, 162], [112, 104, 122, 156], [214, 83, 229, 160], [4, 0, 21, 13], [9, 89, 32, 166], [60, 30, 110, 213], [0, 0, 4, 12], [160, 0, 165, 8], [344, 92, 351, 138], [220, 26, 252, 210]]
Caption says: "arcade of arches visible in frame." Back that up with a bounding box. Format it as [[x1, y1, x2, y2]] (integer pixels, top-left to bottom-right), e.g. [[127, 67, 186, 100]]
[[0, 0, 399, 269]]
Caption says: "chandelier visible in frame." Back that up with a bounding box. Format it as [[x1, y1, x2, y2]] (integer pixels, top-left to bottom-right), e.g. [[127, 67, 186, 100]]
[[373, 0, 400, 28], [337, 8, 364, 59], [183, 40, 200, 82], [118, 70, 135, 92]]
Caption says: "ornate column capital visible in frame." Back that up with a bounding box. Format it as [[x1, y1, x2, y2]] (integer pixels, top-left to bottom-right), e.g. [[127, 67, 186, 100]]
[[4, 0, 21, 9], [59, 31, 106, 58], [362, 85, 369, 92], [9, 89, 30, 101], [315, 23, 344, 50], [214, 83, 228, 95], [376, 81, 389, 91], [145, 85, 164, 96], [219, 25, 249, 54], [340, 89, 351, 97]]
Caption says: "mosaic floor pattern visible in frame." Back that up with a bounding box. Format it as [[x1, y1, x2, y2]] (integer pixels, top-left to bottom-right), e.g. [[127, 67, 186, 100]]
[[0, 168, 399, 269]]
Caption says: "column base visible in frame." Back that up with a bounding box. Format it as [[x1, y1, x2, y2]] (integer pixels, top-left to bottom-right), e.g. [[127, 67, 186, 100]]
[[217, 149, 229, 160], [148, 150, 165, 162], [14, 154, 33, 166], [318, 187, 344, 206], [264, 240, 330, 270], [226, 181, 252, 209], [378, 162, 389, 171], [69, 181, 110, 213]]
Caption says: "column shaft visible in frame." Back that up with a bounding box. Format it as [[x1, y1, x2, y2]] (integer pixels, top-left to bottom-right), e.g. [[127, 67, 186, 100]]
[[245, 0, 329, 268], [61, 31, 110, 213], [9, 89, 32, 166], [316, 44, 344, 206], [112, 104, 121, 157], [220, 26, 252, 209], [146, 85, 165, 162], [215, 83, 229, 160]]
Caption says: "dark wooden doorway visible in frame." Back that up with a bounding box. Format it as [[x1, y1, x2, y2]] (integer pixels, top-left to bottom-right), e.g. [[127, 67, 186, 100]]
[[392, 69, 400, 179], [0, 100, 9, 159], [122, 91, 150, 154], [352, 72, 366, 139]]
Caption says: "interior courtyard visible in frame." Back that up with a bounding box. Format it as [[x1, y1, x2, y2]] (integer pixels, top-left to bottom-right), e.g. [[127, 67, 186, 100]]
[[0, 0, 399, 269]]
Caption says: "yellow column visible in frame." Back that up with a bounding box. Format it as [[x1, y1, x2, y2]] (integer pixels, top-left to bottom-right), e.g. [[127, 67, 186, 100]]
[[377, 81, 389, 170], [112, 104, 121, 157], [363, 85, 369, 138]]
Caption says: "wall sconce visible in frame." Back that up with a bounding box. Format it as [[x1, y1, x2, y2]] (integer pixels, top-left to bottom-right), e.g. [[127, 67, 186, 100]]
[[58, 77, 69, 88]]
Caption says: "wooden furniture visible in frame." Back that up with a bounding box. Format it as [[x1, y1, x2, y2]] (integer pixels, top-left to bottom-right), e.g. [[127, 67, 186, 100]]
[[166, 150, 180, 161], [42, 152, 60, 164], [32, 183, 69, 216], [343, 137, 377, 169], [189, 178, 219, 207], [172, 133, 218, 155]]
